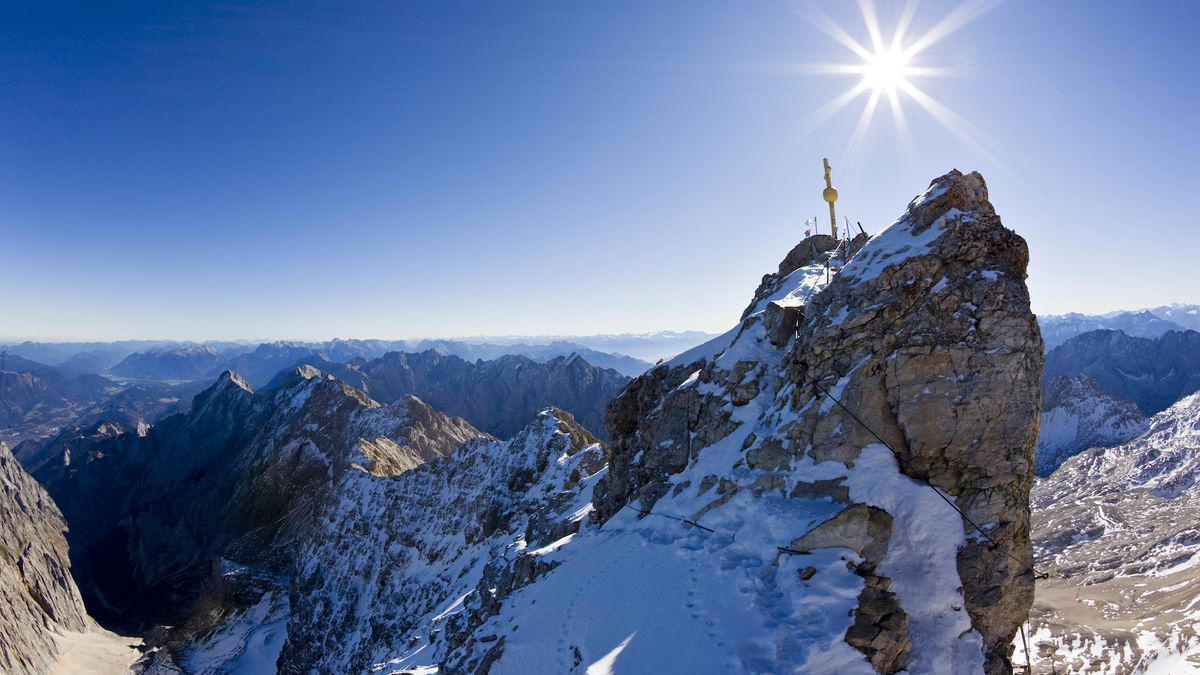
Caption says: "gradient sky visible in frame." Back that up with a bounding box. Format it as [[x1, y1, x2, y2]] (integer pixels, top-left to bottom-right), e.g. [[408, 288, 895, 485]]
[[2, 1, 1197, 342]]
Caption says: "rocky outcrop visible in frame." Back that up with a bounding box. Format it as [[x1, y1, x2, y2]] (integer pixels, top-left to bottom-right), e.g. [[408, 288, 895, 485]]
[[280, 409, 605, 674], [327, 350, 630, 440], [37, 367, 486, 627], [0, 441, 89, 675], [1035, 374, 1148, 475], [597, 169, 1042, 673], [1044, 328, 1200, 416]]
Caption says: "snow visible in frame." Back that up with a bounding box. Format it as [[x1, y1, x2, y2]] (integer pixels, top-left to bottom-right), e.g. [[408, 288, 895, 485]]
[[50, 623, 142, 675], [846, 446, 985, 673], [840, 208, 973, 288], [667, 324, 742, 368], [487, 507, 871, 675], [180, 589, 289, 675]]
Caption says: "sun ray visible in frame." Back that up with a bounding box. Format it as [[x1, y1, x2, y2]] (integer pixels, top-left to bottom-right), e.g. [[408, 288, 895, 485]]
[[857, 0, 886, 54], [804, 79, 872, 127], [902, 0, 1000, 58], [896, 79, 1023, 187], [887, 86, 912, 149], [890, 0, 919, 52], [844, 86, 883, 171], [803, 4, 873, 62]]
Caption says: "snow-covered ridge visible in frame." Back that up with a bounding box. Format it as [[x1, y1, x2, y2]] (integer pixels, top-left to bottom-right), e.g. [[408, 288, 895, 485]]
[[161, 169, 1041, 674], [1035, 374, 1148, 475]]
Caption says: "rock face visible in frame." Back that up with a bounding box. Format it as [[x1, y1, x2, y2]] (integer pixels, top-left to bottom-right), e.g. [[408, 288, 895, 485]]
[[326, 350, 630, 440], [36, 367, 486, 627], [280, 409, 605, 674], [0, 441, 89, 675], [598, 169, 1042, 674], [1027, 392, 1200, 673], [1044, 328, 1200, 416], [1035, 375, 1148, 475]]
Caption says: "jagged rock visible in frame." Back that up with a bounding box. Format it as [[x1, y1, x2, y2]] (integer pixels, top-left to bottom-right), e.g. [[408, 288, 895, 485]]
[[0, 441, 89, 675], [596, 169, 1042, 674], [279, 409, 605, 673], [37, 367, 485, 627], [790, 504, 893, 563]]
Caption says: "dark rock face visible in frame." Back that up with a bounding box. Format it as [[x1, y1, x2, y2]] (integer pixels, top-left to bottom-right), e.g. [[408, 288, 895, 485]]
[[36, 367, 485, 626], [327, 350, 630, 440], [0, 353, 119, 445], [597, 170, 1042, 674], [0, 441, 89, 675], [1044, 328, 1200, 416]]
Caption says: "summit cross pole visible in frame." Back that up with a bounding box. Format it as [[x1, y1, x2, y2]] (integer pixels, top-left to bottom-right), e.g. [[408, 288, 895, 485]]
[[822, 157, 839, 239]]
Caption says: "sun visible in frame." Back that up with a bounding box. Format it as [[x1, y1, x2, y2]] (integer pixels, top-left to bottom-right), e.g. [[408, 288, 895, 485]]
[[861, 47, 912, 92], [799, 0, 1002, 168]]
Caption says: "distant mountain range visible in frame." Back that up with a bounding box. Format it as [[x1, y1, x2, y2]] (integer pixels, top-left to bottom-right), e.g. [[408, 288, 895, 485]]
[[1037, 304, 1200, 349], [2, 334, 694, 381]]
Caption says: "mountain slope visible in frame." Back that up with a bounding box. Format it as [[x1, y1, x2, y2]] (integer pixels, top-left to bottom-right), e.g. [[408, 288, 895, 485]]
[[109, 345, 226, 381], [0, 441, 90, 675], [1044, 329, 1200, 416], [36, 367, 486, 626], [1025, 392, 1200, 673], [280, 409, 605, 673], [327, 351, 630, 440], [1148, 304, 1200, 332], [1036, 375, 1148, 475]]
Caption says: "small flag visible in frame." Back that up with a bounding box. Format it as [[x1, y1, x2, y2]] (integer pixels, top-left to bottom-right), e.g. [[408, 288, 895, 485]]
[[804, 216, 816, 237]]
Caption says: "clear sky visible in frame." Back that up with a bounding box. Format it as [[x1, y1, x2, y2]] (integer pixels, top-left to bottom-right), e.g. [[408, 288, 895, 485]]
[[2, 1, 1197, 341]]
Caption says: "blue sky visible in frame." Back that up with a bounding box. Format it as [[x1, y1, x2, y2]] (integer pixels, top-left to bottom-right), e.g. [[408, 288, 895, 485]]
[[2, 1, 1197, 341]]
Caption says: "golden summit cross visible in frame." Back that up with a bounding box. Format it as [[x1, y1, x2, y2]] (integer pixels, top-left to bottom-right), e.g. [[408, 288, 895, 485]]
[[822, 157, 839, 239]]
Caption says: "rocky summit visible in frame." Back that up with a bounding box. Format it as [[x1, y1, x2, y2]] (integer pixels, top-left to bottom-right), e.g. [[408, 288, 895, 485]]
[[596, 168, 1043, 674], [255, 169, 1042, 674]]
